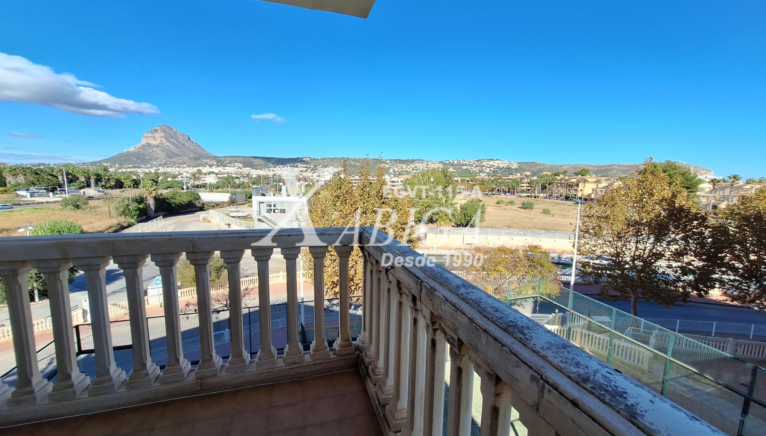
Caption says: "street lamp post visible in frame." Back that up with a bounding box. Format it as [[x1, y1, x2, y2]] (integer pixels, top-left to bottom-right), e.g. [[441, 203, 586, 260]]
[[570, 200, 582, 292]]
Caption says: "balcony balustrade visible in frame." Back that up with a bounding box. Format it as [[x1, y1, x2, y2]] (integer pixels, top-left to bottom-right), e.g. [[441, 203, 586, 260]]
[[0, 227, 723, 435]]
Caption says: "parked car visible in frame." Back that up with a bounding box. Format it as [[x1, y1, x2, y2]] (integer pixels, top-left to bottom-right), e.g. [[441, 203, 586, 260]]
[[15, 187, 49, 198], [0, 204, 13, 210]]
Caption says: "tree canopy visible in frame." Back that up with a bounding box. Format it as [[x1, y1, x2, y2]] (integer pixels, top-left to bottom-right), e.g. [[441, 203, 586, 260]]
[[578, 162, 717, 316], [650, 160, 703, 195], [403, 166, 458, 225]]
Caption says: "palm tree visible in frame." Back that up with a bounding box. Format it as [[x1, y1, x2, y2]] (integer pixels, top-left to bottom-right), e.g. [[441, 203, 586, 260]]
[[708, 178, 724, 210]]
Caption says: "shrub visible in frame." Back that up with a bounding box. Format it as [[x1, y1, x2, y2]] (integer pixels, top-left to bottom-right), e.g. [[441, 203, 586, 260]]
[[178, 255, 228, 289], [71, 180, 84, 189], [29, 219, 84, 236], [455, 198, 487, 227], [114, 194, 147, 221], [495, 200, 505, 205], [509, 200, 515, 206], [521, 201, 535, 210], [154, 190, 203, 215], [542, 208, 552, 215], [60, 195, 89, 210]]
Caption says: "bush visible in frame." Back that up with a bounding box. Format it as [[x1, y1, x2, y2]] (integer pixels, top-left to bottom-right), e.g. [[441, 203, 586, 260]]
[[60, 195, 89, 210], [508, 200, 515, 206], [521, 201, 535, 210], [114, 194, 147, 221], [29, 219, 84, 236], [178, 255, 228, 289], [154, 190, 203, 215], [495, 200, 505, 205], [71, 180, 84, 189], [542, 208, 552, 215], [455, 198, 487, 227]]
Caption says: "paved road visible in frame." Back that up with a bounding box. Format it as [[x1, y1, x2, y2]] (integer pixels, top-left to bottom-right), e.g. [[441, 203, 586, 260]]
[[0, 211, 289, 326]]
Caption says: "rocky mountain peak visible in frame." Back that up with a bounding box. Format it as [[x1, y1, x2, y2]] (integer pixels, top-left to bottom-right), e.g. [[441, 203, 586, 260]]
[[106, 125, 215, 164]]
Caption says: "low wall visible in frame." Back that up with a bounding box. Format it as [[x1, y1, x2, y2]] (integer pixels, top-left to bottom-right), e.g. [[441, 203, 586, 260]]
[[198, 192, 231, 202], [425, 233, 574, 251]]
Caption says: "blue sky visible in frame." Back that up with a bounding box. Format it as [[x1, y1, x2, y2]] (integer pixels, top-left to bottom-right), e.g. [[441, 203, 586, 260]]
[[0, 0, 764, 177]]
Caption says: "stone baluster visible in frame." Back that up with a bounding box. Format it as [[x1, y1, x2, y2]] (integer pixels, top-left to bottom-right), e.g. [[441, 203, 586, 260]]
[[512, 394, 557, 436], [186, 251, 222, 378], [252, 248, 279, 369], [474, 358, 512, 436], [308, 246, 330, 360], [357, 250, 371, 352], [0, 262, 52, 405], [281, 247, 305, 364], [408, 304, 430, 436], [423, 319, 447, 436], [334, 246, 355, 355], [446, 341, 474, 436], [375, 270, 397, 405], [32, 259, 90, 400], [220, 250, 250, 373], [371, 260, 387, 383], [72, 257, 126, 395], [385, 278, 412, 431], [362, 252, 377, 365], [151, 253, 191, 383], [113, 255, 159, 389]]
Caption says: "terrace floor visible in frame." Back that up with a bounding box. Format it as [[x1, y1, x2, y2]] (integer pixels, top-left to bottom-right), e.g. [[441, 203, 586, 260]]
[[0, 369, 381, 436]]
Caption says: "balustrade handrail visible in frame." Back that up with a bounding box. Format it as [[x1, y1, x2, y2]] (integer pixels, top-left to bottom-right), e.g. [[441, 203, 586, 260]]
[[360, 227, 721, 436]]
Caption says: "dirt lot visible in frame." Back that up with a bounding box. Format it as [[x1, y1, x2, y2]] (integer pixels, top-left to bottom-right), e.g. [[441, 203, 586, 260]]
[[0, 200, 126, 237], [459, 196, 580, 231]]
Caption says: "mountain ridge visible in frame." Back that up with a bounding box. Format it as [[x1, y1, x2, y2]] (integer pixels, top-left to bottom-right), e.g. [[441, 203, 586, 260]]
[[95, 126, 713, 177]]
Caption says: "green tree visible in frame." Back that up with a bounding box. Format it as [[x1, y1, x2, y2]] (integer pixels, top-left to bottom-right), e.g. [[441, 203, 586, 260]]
[[578, 161, 717, 316], [714, 188, 766, 309], [455, 198, 486, 227], [574, 168, 591, 177], [403, 167, 458, 225], [650, 160, 703, 195], [466, 245, 560, 296], [0, 220, 84, 301]]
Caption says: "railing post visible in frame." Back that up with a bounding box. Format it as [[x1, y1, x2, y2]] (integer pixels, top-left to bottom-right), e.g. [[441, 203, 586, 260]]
[[114, 255, 160, 389], [221, 250, 249, 373], [475, 360, 512, 436], [422, 315, 446, 436], [186, 251, 223, 378], [385, 277, 412, 431], [359, 250, 373, 356], [150, 253, 191, 384], [72, 256, 126, 395], [334, 245, 356, 355], [308, 246, 331, 360], [281, 247, 305, 364], [375, 268, 397, 405], [447, 341, 473, 436], [371, 260, 388, 384], [32, 259, 90, 400], [251, 248, 278, 369], [409, 304, 430, 436], [0, 261, 52, 405]]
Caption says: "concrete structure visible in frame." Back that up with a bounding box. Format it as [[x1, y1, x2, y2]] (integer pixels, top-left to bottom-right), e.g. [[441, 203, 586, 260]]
[[0, 228, 723, 435]]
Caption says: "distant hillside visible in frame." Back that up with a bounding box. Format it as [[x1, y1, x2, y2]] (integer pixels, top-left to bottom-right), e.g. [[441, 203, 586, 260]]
[[95, 126, 712, 178], [98, 125, 214, 165]]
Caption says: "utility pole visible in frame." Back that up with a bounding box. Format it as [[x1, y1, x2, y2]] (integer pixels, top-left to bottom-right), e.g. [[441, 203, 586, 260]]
[[570, 200, 582, 292], [62, 168, 70, 198]]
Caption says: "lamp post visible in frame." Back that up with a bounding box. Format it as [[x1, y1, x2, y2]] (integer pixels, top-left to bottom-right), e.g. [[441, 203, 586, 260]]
[[570, 200, 582, 292]]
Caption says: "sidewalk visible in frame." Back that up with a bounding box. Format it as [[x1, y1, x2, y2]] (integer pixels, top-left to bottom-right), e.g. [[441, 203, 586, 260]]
[[569, 283, 744, 308]]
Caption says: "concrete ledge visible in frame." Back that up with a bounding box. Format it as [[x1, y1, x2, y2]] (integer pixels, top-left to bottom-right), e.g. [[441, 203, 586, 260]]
[[0, 354, 357, 427]]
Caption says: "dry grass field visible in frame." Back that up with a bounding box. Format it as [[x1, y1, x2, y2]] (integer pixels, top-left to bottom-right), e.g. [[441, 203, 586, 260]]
[[0, 200, 126, 237], [458, 196, 580, 231]]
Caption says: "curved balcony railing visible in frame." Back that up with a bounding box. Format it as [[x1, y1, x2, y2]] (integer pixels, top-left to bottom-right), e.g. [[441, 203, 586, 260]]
[[0, 228, 723, 435]]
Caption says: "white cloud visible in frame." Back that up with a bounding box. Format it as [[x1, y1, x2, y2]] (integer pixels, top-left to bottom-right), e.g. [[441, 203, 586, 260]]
[[0, 53, 159, 118], [251, 113, 285, 122], [6, 132, 44, 139]]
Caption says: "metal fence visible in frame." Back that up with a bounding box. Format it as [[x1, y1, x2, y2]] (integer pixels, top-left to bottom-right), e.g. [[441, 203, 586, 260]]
[[477, 278, 766, 436], [644, 318, 766, 342], [127, 216, 164, 233], [423, 227, 573, 240]]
